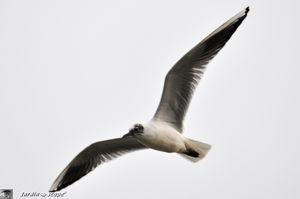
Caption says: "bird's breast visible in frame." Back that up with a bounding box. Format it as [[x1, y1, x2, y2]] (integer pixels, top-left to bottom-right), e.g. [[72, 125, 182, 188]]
[[136, 123, 186, 153]]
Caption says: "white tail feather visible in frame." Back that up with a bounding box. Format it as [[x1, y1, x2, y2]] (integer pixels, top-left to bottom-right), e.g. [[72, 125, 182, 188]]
[[180, 138, 211, 163]]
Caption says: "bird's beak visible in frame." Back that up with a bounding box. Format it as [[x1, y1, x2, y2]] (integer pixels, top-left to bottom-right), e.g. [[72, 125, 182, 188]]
[[122, 132, 133, 138]]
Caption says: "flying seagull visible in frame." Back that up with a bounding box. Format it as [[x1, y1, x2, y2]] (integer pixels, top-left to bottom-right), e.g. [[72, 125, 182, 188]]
[[50, 7, 249, 192]]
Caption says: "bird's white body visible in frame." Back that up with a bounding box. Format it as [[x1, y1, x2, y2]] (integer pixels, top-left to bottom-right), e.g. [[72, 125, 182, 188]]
[[136, 120, 186, 153]]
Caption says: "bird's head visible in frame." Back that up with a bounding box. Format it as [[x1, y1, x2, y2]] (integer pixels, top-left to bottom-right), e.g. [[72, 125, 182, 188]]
[[123, 123, 144, 138]]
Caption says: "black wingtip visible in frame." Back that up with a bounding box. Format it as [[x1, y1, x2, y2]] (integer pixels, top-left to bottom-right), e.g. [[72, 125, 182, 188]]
[[49, 183, 66, 193], [49, 187, 58, 193], [245, 6, 250, 14], [49, 186, 65, 193], [49, 182, 64, 192]]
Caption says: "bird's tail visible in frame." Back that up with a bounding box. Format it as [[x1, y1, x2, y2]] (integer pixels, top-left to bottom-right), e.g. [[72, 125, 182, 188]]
[[179, 138, 211, 163]]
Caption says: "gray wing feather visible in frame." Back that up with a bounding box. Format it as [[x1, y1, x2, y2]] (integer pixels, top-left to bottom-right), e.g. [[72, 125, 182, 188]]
[[49, 137, 147, 192], [154, 7, 249, 132]]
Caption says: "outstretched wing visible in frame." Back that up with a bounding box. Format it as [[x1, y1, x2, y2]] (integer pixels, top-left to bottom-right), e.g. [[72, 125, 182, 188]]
[[154, 7, 249, 132], [49, 137, 147, 192]]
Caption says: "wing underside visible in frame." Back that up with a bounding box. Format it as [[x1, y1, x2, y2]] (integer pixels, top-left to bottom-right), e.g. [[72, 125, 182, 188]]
[[154, 7, 249, 132]]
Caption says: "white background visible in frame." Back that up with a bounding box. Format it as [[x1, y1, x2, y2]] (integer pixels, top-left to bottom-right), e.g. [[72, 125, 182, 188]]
[[0, 0, 299, 198]]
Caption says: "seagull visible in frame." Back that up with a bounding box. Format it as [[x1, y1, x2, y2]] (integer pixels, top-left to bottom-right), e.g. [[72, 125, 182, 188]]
[[50, 7, 249, 192]]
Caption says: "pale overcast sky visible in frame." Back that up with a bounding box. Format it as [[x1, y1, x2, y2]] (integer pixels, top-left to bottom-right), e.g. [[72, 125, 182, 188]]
[[0, 0, 299, 198]]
